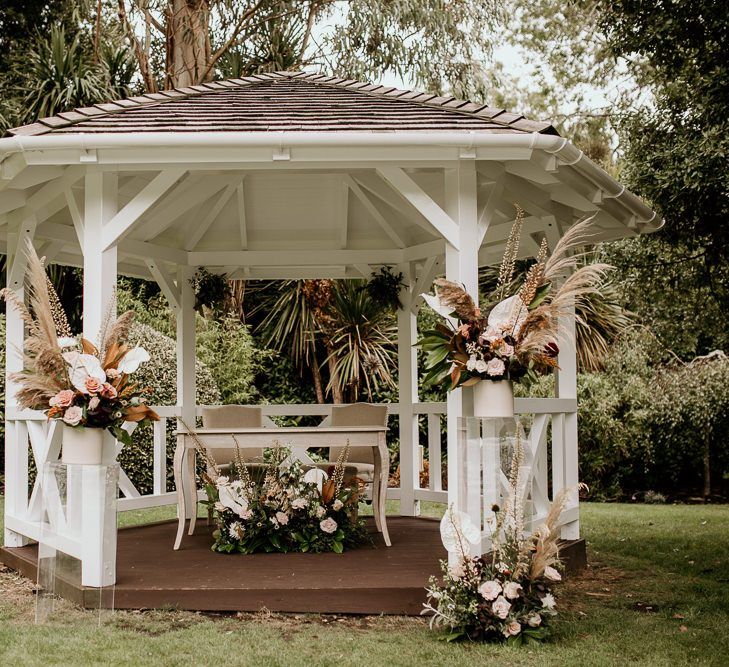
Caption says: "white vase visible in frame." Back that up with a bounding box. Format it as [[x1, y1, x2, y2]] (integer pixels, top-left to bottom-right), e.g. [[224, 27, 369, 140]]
[[473, 380, 514, 418], [61, 426, 117, 465]]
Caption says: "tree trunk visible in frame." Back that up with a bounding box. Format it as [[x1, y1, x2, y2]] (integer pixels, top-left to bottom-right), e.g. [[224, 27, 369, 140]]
[[166, 0, 212, 89], [325, 340, 343, 404], [311, 352, 325, 404], [703, 429, 711, 500]]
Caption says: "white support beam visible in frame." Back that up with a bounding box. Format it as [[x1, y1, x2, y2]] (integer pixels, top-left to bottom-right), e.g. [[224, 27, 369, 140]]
[[64, 188, 84, 245], [339, 176, 349, 249], [36, 240, 64, 265], [0, 190, 26, 215], [140, 174, 236, 241], [184, 183, 237, 251], [236, 178, 247, 249], [177, 266, 197, 524], [345, 175, 407, 248], [189, 248, 402, 267], [353, 263, 372, 279], [397, 261, 420, 517], [376, 167, 460, 248], [443, 161, 480, 557], [478, 175, 505, 245], [410, 255, 443, 314], [102, 169, 186, 250], [145, 259, 181, 313], [82, 171, 118, 342], [24, 166, 84, 215]]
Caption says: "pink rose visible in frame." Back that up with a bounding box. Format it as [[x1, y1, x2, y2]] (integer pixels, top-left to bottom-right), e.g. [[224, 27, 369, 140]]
[[100, 383, 118, 399], [50, 389, 75, 408], [275, 511, 289, 526], [320, 517, 338, 534], [85, 377, 103, 394], [502, 620, 521, 637], [478, 580, 502, 601], [106, 368, 120, 379], [503, 581, 523, 599], [486, 357, 506, 377], [491, 595, 511, 619], [62, 406, 83, 426], [88, 396, 101, 411]]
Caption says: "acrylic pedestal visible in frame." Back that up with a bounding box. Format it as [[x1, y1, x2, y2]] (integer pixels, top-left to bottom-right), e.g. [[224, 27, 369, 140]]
[[35, 461, 118, 624], [456, 416, 532, 556]]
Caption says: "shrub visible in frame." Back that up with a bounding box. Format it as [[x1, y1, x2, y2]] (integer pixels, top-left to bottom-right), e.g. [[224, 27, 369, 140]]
[[119, 322, 220, 495]]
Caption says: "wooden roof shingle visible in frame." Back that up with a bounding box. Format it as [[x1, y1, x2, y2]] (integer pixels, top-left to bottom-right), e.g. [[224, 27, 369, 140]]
[[6, 71, 559, 137]]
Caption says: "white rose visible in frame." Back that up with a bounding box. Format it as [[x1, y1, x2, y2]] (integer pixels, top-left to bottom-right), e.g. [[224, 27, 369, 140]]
[[320, 517, 338, 534], [541, 593, 556, 610], [332, 499, 344, 511], [491, 595, 511, 619], [474, 359, 488, 374], [275, 511, 289, 526], [315, 506, 326, 518], [291, 498, 307, 510], [503, 581, 523, 600], [527, 613, 542, 627], [466, 355, 478, 371], [544, 566, 562, 582], [478, 580, 502, 601]]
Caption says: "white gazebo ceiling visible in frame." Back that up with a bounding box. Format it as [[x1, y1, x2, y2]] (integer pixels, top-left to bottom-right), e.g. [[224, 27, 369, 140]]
[[0, 71, 660, 281]]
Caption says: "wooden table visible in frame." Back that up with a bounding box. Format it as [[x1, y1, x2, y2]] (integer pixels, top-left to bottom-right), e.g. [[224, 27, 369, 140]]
[[173, 426, 390, 550]]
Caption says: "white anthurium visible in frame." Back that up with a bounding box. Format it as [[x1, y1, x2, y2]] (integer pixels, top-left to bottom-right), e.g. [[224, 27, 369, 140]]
[[62, 351, 106, 392], [218, 484, 249, 518], [116, 346, 151, 374], [440, 508, 481, 554], [303, 467, 328, 492], [487, 294, 528, 337], [57, 336, 78, 349], [422, 292, 454, 319]]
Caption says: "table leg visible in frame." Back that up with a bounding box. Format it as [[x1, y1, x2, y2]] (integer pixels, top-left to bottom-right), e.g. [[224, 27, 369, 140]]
[[173, 437, 187, 550]]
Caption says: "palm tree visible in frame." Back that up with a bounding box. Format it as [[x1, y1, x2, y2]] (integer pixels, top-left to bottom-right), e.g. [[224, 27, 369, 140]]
[[21, 26, 115, 122]]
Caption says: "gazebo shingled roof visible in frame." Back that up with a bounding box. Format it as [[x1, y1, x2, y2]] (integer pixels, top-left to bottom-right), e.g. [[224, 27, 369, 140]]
[[6, 71, 559, 137]]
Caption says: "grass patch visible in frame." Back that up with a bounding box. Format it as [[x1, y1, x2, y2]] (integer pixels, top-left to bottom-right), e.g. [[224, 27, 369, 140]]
[[1, 499, 728, 666]]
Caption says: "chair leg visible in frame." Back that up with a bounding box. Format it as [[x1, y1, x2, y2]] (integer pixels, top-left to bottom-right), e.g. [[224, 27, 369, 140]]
[[187, 451, 197, 536], [173, 442, 187, 550]]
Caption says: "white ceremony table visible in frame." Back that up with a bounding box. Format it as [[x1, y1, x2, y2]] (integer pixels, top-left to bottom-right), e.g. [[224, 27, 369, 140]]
[[173, 426, 390, 550]]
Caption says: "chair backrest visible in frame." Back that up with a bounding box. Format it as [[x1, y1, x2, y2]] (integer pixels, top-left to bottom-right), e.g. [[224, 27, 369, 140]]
[[201, 405, 264, 463], [329, 403, 388, 465]]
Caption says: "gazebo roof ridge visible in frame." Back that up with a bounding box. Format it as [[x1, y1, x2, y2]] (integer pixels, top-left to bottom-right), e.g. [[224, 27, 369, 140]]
[[5, 70, 559, 138]]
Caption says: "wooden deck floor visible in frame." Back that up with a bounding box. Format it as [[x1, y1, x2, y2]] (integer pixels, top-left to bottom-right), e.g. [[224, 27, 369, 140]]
[[0, 517, 586, 615]]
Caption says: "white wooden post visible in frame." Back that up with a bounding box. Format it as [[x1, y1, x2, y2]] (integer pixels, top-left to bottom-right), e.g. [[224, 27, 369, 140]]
[[444, 162, 479, 545], [83, 171, 118, 341], [4, 212, 31, 547], [397, 261, 420, 516], [79, 170, 119, 586], [177, 266, 197, 519], [555, 304, 580, 539]]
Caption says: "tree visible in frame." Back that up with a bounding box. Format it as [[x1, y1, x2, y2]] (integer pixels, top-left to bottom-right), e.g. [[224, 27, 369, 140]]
[[114, 0, 502, 95]]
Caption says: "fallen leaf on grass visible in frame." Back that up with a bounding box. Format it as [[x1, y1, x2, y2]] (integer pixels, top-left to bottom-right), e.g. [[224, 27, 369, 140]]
[[679, 625, 688, 633], [585, 592, 612, 597], [673, 614, 685, 619]]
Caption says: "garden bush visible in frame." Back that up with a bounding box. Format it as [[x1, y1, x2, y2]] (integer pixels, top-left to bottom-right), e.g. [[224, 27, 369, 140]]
[[120, 321, 220, 495]]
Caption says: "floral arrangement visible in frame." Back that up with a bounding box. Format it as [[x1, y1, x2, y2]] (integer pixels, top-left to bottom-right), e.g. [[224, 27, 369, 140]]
[[423, 432, 572, 644], [1, 241, 159, 445], [418, 208, 609, 388], [191, 432, 369, 554]]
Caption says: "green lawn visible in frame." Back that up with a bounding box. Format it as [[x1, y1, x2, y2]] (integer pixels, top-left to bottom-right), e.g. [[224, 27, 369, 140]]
[[1, 499, 728, 666]]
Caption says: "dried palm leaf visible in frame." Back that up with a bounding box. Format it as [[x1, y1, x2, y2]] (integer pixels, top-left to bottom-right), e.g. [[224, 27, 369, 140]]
[[104, 310, 135, 350], [433, 278, 479, 321], [530, 487, 572, 579]]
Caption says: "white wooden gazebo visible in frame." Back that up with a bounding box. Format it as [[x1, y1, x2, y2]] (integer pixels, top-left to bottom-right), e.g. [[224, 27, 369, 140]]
[[0, 71, 659, 588]]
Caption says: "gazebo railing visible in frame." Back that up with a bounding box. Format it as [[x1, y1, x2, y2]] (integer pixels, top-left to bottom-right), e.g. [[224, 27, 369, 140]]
[[4, 398, 578, 546]]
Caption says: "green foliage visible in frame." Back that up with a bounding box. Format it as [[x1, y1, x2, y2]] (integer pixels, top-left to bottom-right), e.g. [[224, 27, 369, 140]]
[[365, 266, 405, 311], [119, 321, 220, 496], [190, 268, 231, 315]]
